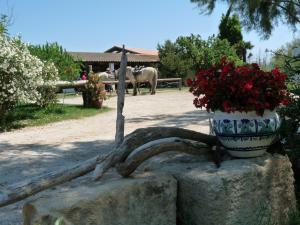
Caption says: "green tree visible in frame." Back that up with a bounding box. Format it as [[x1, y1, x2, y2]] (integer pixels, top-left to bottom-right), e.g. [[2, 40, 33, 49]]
[[219, 11, 243, 45], [0, 14, 9, 35], [191, 0, 300, 38], [158, 34, 242, 78], [157, 40, 190, 78], [219, 11, 253, 62], [28, 42, 82, 81], [234, 41, 253, 63], [270, 38, 300, 80], [217, 5, 253, 62]]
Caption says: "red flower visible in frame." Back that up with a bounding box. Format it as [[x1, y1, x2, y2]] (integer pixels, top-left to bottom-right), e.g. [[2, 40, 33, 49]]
[[199, 96, 208, 105], [281, 98, 290, 105], [222, 100, 231, 112], [186, 79, 193, 86], [264, 102, 270, 108], [244, 81, 253, 91], [229, 85, 236, 93], [222, 63, 233, 74], [251, 63, 260, 69], [189, 57, 289, 114], [265, 91, 272, 97], [220, 56, 227, 65], [271, 67, 281, 75]]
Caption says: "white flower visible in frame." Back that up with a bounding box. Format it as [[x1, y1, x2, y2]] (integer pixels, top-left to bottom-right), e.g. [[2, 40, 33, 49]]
[[0, 34, 58, 107]]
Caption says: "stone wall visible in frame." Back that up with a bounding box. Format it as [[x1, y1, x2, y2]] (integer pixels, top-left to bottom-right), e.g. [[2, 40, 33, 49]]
[[23, 173, 177, 225], [143, 153, 296, 225], [23, 153, 296, 225]]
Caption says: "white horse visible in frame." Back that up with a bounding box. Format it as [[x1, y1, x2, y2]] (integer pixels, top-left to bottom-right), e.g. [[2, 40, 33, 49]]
[[94, 72, 115, 81], [115, 66, 158, 96], [94, 71, 116, 92]]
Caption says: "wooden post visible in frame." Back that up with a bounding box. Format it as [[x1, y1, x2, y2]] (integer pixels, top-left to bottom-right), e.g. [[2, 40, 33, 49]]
[[178, 78, 182, 90], [115, 45, 127, 147], [88, 65, 93, 73]]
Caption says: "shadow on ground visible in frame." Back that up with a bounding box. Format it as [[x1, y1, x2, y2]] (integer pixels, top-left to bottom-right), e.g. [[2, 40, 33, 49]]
[[0, 139, 115, 185], [0, 109, 210, 186], [0, 139, 117, 225], [126, 110, 210, 127], [0, 110, 210, 184]]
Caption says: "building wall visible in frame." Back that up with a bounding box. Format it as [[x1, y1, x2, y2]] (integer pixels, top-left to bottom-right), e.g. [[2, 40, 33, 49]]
[[84, 62, 159, 73]]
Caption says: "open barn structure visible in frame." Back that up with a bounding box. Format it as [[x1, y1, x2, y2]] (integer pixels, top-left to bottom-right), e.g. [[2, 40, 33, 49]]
[[69, 45, 160, 73]]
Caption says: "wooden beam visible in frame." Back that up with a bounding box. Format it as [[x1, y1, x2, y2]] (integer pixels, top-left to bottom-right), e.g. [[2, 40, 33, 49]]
[[46, 78, 183, 90], [115, 45, 127, 147]]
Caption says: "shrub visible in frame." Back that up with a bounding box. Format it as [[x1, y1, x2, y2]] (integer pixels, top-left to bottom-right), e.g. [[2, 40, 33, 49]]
[[0, 34, 58, 125], [36, 61, 58, 107], [82, 72, 107, 108]]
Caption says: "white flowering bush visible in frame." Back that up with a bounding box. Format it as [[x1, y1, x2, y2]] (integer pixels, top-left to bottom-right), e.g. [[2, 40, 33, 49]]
[[0, 34, 58, 124], [36, 61, 58, 107]]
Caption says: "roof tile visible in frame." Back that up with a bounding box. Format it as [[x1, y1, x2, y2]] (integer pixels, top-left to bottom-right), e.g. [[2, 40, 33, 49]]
[[69, 52, 159, 63]]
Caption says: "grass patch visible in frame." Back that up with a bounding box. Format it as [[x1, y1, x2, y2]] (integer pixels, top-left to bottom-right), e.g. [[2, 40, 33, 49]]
[[2, 104, 111, 131]]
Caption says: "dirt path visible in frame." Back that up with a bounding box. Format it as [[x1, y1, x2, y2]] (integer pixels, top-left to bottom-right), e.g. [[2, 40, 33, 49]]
[[0, 90, 210, 224]]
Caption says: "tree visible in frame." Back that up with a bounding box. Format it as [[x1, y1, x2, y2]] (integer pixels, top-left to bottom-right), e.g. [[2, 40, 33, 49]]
[[28, 42, 82, 81], [158, 34, 242, 78], [218, 10, 253, 62], [0, 12, 14, 36], [218, 9, 243, 45], [157, 40, 190, 78], [0, 15, 9, 35], [191, 0, 300, 38], [270, 38, 300, 80]]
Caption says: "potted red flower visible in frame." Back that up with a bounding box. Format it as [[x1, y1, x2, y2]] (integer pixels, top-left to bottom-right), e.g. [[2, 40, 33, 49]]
[[188, 57, 290, 158], [83, 72, 107, 109]]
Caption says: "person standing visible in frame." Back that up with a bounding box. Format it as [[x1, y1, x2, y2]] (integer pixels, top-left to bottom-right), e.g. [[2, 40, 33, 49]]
[[81, 70, 87, 80]]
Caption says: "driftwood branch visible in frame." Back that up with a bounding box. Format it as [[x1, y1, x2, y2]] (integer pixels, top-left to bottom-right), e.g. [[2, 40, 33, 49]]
[[93, 127, 217, 180], [116, 137, 211, 177]]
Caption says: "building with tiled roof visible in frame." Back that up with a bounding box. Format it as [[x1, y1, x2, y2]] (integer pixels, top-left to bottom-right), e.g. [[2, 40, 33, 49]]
[[69, 46, 159, 73], [104, 46, 158, 56], [69, 52, 159, 63]]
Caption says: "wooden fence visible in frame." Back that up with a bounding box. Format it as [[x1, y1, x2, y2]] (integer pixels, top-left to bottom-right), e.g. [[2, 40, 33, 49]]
[[54, 78, 183, 91]]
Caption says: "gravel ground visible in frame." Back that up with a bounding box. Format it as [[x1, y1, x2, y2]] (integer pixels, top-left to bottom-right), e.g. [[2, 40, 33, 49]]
[[0, 90, 210, 224]]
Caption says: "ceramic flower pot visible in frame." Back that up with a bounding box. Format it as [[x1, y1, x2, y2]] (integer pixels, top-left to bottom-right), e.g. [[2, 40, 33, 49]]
[[92, 98, 103, 109], [212, 110, 281, 158]]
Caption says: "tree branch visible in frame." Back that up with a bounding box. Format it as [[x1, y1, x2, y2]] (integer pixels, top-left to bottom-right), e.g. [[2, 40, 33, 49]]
[[116, 137, 212, 177], [93, 127, 217, 180]]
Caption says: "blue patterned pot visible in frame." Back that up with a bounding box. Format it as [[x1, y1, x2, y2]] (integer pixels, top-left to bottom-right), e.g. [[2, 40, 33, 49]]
[[212, 110, 280, 158]]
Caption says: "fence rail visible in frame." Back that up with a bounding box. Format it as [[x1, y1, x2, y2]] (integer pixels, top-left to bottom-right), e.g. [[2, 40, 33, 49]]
[[53, 78, 183, 90]]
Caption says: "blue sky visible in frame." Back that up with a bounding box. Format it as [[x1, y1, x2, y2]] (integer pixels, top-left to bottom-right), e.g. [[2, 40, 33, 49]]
[[1, 0, 298, 61]]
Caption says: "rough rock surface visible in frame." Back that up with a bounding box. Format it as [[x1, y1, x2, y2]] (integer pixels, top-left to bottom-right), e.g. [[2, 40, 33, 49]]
[[22, 173, 177, 225], [21, 151, 295, 225], [141, 153, 296, 225]]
